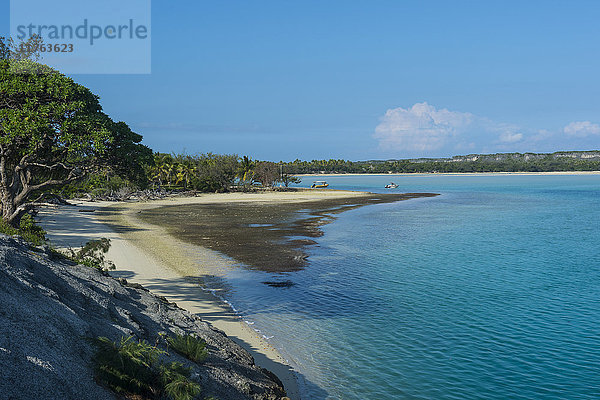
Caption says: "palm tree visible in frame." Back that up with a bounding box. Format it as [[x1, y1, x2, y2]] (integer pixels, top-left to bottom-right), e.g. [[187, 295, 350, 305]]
[[175, 162, 193, 189], [161, 157, 176, 186], [237, 156, 255, 187], [149, 154, 176, 188], [148, 154, 165, 188]]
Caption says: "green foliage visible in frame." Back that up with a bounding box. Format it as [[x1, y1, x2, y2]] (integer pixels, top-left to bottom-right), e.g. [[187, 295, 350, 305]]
[[65, 238, 115, 272], [167, 333, 208, 363], [160, 362, 202, 400], [0, 58, 112, 168], [194, 153, 239, 192], [100, 121, 154, 187], [57, 174, 139, 199], [148, 153, 239, 193], [18, 213, 47, 245], [0, 37, 8, 60], [281, 173, 301, 187], [193, 176, 221, 192], [0, 213, 46, 245], [253, 161, 280, 187], [237, 156, 255, 187], [281, 152, 600, 174], [0, 55, 152, 226], [0, 35, 44, 61], [92, 336, 202, 400], [92, 336, 160, 396]]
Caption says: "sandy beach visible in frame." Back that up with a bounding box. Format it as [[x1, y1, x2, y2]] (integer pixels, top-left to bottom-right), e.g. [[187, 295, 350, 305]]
[[36, 189, 435, 400]]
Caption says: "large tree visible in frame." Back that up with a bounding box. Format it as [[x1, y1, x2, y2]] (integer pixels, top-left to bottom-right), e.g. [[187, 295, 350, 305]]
[[281, 173, 301, 187], [195, 153, 239, 192], [253, 161, 280, 187], [0, 35, 43, 62], [99, 121, 153, 186], [0, 58, 139, 226]]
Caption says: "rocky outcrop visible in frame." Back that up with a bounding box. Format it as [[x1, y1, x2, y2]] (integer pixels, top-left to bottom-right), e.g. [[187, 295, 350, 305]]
[[0, 235, 288, 400]]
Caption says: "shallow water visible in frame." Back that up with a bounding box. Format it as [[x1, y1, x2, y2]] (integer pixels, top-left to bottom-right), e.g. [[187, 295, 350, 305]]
[[196, 174, 600, 399]]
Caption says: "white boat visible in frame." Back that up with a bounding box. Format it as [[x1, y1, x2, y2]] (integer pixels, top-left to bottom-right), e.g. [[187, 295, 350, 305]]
[[385, 182, 399, 189], [311, 181, 329, 188]]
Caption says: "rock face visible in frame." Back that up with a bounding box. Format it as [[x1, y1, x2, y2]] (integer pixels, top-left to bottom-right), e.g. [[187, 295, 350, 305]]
[[0, 235, 288, 400]]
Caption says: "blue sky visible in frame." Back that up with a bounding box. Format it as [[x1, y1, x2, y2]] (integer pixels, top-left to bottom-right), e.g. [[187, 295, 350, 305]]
[[3, 0, 600, 160]]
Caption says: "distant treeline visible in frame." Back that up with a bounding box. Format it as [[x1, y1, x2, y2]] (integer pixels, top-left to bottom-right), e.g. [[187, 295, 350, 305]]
[[57, 150, 600, 199], [281, 151, 600, 174], [59, 153, 301, 198]]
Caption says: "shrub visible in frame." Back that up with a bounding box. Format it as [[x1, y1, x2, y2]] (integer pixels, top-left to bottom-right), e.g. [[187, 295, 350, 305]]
[[92, 336, 202, 400], [65, 238, 115, 272], [92, 336, 161, 396], [57, 174, 140, 199], [0, 213, 47, 246], [160, 362, 202, 400], [167, 333, 208, 363]]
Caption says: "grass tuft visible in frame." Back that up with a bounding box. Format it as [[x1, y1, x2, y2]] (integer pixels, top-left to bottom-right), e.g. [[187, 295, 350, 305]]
[[160, 362, 202, 400], [92, 336, 161, 396], [92, 335, 202, 400], [167, 333, 208, 363]]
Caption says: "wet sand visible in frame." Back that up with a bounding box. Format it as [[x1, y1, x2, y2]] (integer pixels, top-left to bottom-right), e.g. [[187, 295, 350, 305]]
[[136, 191, 438, 273]]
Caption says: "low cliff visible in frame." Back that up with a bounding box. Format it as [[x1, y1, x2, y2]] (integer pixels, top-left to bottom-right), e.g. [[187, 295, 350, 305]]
[[0, 235, 288, 400]]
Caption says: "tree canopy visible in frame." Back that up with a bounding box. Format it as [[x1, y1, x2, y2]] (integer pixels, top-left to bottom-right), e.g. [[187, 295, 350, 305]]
[[0, 57, 150, 225], [253, 161, 280, 187], [100, 121, 153, 186]]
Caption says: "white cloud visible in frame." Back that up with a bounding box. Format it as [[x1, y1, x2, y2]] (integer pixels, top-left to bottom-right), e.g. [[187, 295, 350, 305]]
[[563, 121, 600, 137], [373, 102, 600, 157], [374, 102, 474, 151], [499, 132, 523, 143]]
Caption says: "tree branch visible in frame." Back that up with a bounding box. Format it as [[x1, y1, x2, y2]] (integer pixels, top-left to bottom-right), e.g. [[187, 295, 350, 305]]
[[28, 176, 80, 193], [19, 161, 71, 171], [13, 169, 81, 206]]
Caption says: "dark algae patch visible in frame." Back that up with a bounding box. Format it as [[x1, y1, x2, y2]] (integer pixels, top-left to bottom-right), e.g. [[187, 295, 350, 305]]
[[138, 193, 438, 273], [262, 280, 296, 288]]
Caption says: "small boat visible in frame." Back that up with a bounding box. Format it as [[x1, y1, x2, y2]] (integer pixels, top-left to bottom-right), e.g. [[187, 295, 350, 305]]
[[311, 181, 329, 188], [385, 182, 399, 189]]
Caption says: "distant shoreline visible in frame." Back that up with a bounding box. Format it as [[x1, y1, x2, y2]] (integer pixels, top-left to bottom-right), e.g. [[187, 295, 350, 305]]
[[297, 171, 600, 177]]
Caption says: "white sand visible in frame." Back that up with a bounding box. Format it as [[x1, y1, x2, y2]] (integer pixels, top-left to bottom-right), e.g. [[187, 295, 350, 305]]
[[37, 190, 374, 400]]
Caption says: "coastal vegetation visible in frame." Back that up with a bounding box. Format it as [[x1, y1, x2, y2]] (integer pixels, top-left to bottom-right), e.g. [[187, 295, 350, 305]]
[[92, 335, 202, 400], [280, 151, 600, 174], [58, 150, 600, 201], [144, 155, 287, 192], [0, 37, 151, 227], [2, 31, 598, 400], [166, 333, 209, 363], [64, 238, 116, 272], [146, 153, 240, 192], [0, 212, 46, 245]]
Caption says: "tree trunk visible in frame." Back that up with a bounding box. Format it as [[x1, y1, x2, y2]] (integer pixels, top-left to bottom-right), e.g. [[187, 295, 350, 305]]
[[0, 156, 13, 226], [0, 156, 23, 228], [1, 191, 20, 227]]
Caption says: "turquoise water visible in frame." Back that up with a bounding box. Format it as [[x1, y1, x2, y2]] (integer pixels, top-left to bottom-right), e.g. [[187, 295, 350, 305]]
[[202, 174, 600, 399]]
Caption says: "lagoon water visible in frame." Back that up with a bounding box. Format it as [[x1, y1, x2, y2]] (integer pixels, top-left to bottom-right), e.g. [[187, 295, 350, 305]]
[[200, 174, 600, 399]]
